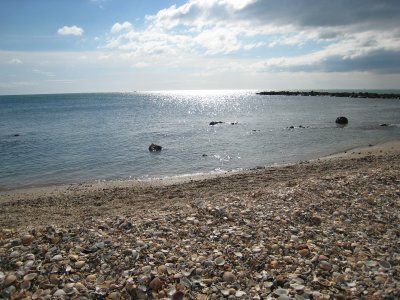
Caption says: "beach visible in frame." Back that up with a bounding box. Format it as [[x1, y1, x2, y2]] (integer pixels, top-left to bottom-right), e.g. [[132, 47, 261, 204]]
[[0, 141, 399, 299]]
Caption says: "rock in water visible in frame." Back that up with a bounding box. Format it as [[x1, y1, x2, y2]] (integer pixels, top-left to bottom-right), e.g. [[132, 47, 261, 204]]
[[149, 143, 162, 152], [335, 116, 348, 125]]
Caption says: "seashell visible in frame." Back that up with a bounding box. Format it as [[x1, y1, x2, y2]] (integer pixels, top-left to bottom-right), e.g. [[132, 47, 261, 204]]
[[49, 273, 59, 284], [191, 275, 202, 284], [319, 261, 332, 271], [21, 234, 34, 246], [221, 289, 230, 296], [65, 265, 72, 272], [222, 271, 236, 283], [182, 269, 194, 277], [290, 283, 305, 291], [142, 265, 152, 274], [379, 260, 391, 270], [196, 294, 208, 300], [68, 254, 79, 262], [318, 278, 331, 287], [25, 253, 35, 260], [235, 290, 246, 297], [23, 273, 37, 281], [214, 256, 225, 266], [180, 277, 192, 288], [172, 291, 185, 300], [86, 274, 96, 282], [51, 254, 63, 261], [4, 274, 17, 286], [149, 277, 163, 291], [234, 252, 243, 258], [10, 251, 20, 258], [131, 250, 139, 260], [20, 280, 31, 290], [264, 281, 274, 289], [273, 288, 288, 296], [365, 260, 378, 267], [53, 289, 66, 296], [75, 260, 86, 269], [252, 246, 262, 253], [298, 249, 309, 257]]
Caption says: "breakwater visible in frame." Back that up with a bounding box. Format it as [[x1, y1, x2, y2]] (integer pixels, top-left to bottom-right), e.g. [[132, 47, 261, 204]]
[[256, 91, 400, 99]]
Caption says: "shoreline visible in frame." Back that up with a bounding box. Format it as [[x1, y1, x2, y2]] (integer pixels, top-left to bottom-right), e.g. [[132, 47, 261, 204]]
[[1, 140, 399, 201], [0, 140, 399, 298]]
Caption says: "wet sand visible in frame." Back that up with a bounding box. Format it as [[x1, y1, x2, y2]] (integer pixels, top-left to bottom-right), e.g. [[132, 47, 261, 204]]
[[0, 141, 399, 299]]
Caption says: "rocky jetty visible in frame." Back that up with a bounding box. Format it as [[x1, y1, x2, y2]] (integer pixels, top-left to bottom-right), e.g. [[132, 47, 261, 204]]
[[256, 90, 400, 99]]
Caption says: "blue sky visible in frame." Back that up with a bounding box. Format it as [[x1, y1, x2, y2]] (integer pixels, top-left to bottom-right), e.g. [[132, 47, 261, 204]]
[[1, 0, 400, 94]]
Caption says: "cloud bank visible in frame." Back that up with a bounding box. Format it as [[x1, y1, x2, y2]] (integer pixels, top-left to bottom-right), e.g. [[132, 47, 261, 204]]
[[105, 0, 400, 74]]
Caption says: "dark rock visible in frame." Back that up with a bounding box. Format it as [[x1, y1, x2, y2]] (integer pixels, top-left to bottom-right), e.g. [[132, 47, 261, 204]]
[[14, 134, 20, 137], [149, 143, 162, 152], [209, 121, 223, 126], [335, 116, 348, 125]]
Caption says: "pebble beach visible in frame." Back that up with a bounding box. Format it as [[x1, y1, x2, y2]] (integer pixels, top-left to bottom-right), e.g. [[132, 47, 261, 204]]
[[0, 142, 399, 299]]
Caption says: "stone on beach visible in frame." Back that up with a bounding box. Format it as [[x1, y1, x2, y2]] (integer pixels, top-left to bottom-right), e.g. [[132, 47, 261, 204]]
[[222, 271, 236, 283]]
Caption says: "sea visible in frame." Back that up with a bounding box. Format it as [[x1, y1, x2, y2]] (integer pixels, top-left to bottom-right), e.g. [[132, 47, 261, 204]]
[[1, 90, 399, 189]]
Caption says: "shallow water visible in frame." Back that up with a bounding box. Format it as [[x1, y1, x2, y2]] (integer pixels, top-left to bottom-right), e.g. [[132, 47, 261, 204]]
[[0, 90, 399, 188]]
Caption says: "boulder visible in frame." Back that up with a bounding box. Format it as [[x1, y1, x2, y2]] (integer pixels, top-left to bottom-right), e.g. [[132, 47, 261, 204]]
[[209, 121, 223, 126], [335, 116, 348, 125], [149, 143, 162, 152]]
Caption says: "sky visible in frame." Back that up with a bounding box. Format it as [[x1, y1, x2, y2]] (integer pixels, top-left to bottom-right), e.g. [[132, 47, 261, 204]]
[[1, 0, 400, 95]]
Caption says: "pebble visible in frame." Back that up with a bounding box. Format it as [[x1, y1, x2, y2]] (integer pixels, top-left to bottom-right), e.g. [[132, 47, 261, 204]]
[[149, 277, 163, 291], [23, 273, 37, 281], [86, 274, 96, 282], [319, 260, 332, 271], [222, 271, 236, 283], [51, 254, 63, 261], [214, 256, 225, 266], [75, 260, 86, 268], [298, 248, 309, 257], [21, 234, 34, 246], [4, 274, 17, 286], [53, 289, 66, 296], [9, 251, 20, 258]]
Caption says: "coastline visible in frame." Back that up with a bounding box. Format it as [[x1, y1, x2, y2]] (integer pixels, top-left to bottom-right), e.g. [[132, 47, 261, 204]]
[[0, 140, 399, 298], [1, 140, 399, 203]]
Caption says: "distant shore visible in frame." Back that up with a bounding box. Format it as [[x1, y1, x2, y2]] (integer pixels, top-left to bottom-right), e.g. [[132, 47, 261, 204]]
[[0, 140, 399, 298], [256, 90, 400, 99]]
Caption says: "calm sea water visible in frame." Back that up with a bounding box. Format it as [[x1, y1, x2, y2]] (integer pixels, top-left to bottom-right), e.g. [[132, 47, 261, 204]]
[[0, 90, 399, 189]]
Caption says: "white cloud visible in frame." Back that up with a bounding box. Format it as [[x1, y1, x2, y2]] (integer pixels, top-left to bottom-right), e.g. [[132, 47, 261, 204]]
[[9, 58, 23, 64], [111, 22, 132, 33], [58, 25, 84, 36], [33, 69, 56, 77]]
